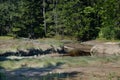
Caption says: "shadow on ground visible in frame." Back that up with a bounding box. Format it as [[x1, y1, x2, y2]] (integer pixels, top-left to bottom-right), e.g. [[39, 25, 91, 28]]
[[6, 70, 81, 80], [34, 71, 81, 80], [0, 62, 82, 80]]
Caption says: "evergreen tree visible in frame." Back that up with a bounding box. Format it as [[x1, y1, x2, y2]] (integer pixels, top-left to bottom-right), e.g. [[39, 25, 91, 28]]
[[0, 0, 120, 40]]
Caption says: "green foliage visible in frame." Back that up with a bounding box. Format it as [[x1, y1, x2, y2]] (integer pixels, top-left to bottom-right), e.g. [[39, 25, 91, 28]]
[[0, 0, 120, 40], [99, 26, 114, 40], [98, 0, 120, 40]]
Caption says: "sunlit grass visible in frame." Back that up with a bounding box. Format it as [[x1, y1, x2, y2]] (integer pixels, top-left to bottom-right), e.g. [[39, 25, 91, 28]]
[[0, 40, 36, 55], [96, 38, 120, 42], [0, 56, 120, 80], [0, 36, 14, 40], [0, 38, 120, 80], [0, 56, 120, 70], [0, 38, 65, 55], [0, 57, 62, 70], [38, 38, 64, 46]]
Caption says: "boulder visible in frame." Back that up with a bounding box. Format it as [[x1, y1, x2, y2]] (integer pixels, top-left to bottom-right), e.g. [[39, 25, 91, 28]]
[[90, 42, 120, 56]]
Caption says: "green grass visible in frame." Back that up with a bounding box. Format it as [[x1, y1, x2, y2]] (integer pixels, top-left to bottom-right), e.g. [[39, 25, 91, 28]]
[[0, 40, 35, 55], [0, 56, 120, 70], [0, 71, 119, 80], [96, 38, 120, 42], [38, 38, 64, 46], [0, 57, 62, 70], [0, 36, 14, 40], [0, 56, 120, 80], [0, 38, 120, 80], [0, 38, 64, 55]]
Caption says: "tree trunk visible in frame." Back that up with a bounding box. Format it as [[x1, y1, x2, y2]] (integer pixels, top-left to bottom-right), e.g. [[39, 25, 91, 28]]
[[53, 0, 58, 35], [43, 0, 46, 36]]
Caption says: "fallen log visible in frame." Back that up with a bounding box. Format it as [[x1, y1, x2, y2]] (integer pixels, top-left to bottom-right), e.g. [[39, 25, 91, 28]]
[[64, 43, 93, 56]]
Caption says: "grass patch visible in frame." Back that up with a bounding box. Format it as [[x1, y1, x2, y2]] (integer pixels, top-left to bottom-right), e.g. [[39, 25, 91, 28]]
[[0, 36, 14, 40], [0, 40, 35, 55], [0, 38, 65, 56], [0, 55, 120, 70], [53, 35, 77, 40], [38, 38, 64, 46], [96, 38, 120, 42], [0, 56, 120, 80], [0, 57, 63, 70]]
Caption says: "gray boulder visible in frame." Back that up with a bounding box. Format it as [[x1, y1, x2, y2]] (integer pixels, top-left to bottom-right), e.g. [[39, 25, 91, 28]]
[[90, 42, 120, 56]]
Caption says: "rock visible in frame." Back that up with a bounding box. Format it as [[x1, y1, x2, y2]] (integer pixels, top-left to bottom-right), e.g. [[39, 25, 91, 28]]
[[90, 42, 120, 56]]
